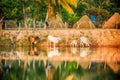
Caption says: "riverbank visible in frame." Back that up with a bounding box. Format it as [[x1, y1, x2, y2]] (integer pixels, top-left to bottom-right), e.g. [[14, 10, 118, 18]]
[[0, 29, 120, 47]]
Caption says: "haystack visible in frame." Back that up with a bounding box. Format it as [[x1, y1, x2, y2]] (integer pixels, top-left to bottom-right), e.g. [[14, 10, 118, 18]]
[[102, 12, 120, 29], [49, 14, 65, 29], [45, 4, 65, 29], [73, 15, 95, 29]]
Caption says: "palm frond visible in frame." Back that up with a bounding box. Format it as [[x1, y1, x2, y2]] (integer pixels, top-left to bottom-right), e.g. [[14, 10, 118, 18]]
[[65, 0, 77, 8], [60, 0, 74, 14]]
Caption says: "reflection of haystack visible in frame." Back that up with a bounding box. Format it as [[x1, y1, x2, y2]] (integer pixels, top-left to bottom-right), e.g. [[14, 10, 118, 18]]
[[92, 48, 120, 62], [49, 14, 65, 29], [107, 62, 120, 73], [102, 12, 120, 29], [79, 62, 90, 69], [45, 4, 65, 29], [50, 61, 61, 69], [73, 15, 95, 29]]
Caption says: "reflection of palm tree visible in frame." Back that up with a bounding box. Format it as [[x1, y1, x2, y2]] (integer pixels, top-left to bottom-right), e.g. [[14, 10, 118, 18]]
[[1, 60, 23, 80], [23, 60, 47, 80]]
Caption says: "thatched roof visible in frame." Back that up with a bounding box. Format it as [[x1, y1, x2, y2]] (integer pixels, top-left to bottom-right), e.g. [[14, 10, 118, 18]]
[[49, 14, 65, 29], [73, 15, 95, 29], [102, 12, 120, 29]]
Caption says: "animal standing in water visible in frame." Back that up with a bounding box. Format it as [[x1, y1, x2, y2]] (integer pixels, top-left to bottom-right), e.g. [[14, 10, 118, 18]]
[[70, 40, 78, 47], [80, 36, 91, 47], [48, 35, 61, 48], [28, 36, 40, 46]]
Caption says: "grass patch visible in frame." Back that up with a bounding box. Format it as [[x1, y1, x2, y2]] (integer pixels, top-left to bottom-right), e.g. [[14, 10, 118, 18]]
[[0, 39, 11, 44]]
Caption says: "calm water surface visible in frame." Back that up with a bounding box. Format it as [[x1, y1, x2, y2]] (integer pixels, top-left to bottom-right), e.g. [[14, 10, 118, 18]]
[[0, 47, 120, 80]]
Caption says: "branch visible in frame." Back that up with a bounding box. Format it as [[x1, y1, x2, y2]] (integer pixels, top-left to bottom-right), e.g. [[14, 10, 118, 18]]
[[0, 16, 5, 23]]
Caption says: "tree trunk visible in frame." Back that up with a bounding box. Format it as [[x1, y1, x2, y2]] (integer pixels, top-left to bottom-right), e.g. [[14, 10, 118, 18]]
[[22, 0, 27, 29], [0, 22, 2, 30], [33, 19, 36, 29], [0, 16, 4, 30], [44, 4, 55, 29]]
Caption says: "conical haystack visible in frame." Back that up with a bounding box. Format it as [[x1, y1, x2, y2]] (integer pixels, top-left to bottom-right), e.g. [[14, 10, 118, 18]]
[[73, 15, 95, 29], [102, 12, 120, 29], [107, 62, 120, 73], [45, 4, 65, 29], [49, 14, 65, 29]]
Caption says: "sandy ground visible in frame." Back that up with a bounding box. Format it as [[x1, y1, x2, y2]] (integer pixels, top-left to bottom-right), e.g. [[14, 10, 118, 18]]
[[0, 29, 120, 47]]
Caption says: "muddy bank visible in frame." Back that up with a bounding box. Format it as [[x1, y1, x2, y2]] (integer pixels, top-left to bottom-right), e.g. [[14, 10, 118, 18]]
[[0, 29, 120, 47]]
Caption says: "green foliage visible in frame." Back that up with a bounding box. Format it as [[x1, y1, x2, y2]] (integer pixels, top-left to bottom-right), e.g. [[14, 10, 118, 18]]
[[36, 20, 44, 27], [76, 2, 87, 17], [0, 0, 23, 20], [26, 18, 33, 24], [53, 61, 84, 80], [43, 34, 49, 38], [25, 0, 48, 21], [0, 39, 11, 45], [60, 2, 87, 26], [61, 8, 79, 26], [106, 0, 120, 14]]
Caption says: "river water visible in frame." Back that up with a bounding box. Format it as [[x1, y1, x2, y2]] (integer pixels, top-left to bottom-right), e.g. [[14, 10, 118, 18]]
[[0, 47, 120, 80]]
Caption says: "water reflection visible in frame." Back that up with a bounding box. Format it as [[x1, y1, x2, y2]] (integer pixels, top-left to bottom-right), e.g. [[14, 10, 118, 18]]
[[48, 48, 61, 58], [0, 47, 120, 80], [80, 48, 91, 57], [71, 47, 78, 54], [28, 46, 39, 56], [0, 59, 120, 80]]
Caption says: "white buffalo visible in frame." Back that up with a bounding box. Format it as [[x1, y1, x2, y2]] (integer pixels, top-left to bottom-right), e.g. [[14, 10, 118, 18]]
[[70, 40, 77, 47], [48, 35, 61, 48], [80, 36, 91, 47]]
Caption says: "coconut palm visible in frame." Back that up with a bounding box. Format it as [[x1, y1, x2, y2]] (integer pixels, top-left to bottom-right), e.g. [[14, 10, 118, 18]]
[[45, 0, 78, 21], [21, 0, 78, 29]]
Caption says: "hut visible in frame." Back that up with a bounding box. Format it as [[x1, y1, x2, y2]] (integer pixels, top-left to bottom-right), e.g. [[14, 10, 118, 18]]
[[102, 12, 120, 29], [73, 15, 95, 29]]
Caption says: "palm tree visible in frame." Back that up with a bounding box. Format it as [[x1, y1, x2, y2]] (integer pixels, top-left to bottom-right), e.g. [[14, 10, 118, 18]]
[[45, 0, 78, 21], [22, 0, 27, 29], [21, 0, 78, 29]]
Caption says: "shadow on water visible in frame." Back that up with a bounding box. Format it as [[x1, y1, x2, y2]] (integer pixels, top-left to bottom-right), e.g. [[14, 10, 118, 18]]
[[0, 47, 120, 80]]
